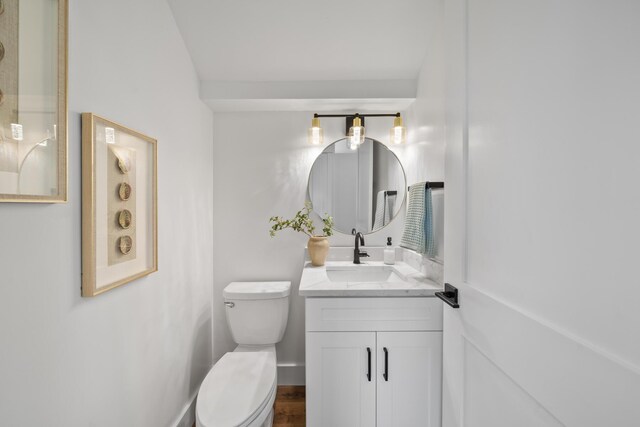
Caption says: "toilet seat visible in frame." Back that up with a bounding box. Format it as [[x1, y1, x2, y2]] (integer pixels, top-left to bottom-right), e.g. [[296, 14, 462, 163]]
[[196, 351, 277, 427]]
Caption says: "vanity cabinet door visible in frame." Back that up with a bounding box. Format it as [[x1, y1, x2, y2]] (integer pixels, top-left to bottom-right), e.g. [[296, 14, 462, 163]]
[[306, 331, 376, 427], [377, 331, 443, 427]]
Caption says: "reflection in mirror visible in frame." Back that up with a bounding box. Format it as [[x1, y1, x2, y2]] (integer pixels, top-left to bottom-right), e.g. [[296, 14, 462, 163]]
[[0, 0, 67, 202], [308, 137, 406, 235]]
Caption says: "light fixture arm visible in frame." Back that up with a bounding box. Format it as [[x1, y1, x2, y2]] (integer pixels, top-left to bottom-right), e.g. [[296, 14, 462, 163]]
[[313, 112, 401, 136], [308, 112, 405, 145], [313, 112, 401, 118]]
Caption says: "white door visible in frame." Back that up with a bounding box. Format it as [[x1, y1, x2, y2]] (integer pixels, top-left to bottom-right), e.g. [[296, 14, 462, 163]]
[[442, 0, 640, 426], [306, 331, 376, 427], [377, 331, 442, 427]]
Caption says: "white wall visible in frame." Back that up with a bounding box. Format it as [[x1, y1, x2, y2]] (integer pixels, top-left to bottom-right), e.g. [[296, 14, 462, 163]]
[[396, 0, 447, 271], [212, 112, 409, 383], [0, 1, 214, 426], [210, 5, 448, 373]]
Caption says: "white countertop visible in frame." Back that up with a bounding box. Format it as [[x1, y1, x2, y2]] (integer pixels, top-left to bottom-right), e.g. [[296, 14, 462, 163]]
[[299, 260, 443, 297]]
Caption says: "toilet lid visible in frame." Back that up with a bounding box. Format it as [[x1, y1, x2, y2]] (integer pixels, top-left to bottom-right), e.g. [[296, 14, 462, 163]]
[[197, 351, 276, 427], [223, 281, 291, 300]]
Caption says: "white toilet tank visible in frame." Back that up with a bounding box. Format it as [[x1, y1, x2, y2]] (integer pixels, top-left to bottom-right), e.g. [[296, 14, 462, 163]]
[[223, 281, 291, 346]]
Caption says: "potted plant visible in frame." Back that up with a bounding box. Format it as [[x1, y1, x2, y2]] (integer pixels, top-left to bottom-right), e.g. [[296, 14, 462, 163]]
[[269, 202, 334, 266]]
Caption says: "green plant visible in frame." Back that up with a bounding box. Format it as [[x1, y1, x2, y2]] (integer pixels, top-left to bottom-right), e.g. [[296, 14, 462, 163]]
[[269, 201, 334, 238]]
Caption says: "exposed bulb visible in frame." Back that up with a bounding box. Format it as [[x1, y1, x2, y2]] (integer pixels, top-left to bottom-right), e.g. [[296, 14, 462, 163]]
[[10, 123, 23, 141], [348, 116, 365, 147], [390, 116, 406, 145], [308, 117, 324, 145], [105, 127, 116, 144]]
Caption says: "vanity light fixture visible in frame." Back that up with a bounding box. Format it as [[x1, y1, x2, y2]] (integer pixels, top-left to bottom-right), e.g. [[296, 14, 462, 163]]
[[309, 112, 405, 149], [348, 115, 365, 149], [308, 115, 324, 145], [390, 114, 406, 145]]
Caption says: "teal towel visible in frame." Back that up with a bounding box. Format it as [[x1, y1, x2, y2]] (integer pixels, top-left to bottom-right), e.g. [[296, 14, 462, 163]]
[[400, 183, 435, 257], [424, 188, 436, 257], [401, 184, 426, 254]]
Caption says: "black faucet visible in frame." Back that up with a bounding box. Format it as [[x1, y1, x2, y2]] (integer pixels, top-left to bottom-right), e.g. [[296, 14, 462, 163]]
[[353, 232, 370, 264]]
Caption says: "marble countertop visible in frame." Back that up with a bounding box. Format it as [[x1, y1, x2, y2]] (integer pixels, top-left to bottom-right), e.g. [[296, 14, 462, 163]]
[[299, 260, 443, 297]]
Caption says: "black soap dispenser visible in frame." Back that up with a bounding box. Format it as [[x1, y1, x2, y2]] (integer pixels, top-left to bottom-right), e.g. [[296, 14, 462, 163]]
[[384, 237, 395, 265]]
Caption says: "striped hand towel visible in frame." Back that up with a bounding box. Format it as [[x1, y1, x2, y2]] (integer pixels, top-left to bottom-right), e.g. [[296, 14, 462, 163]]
[[401, 184, 436, 256], [373, 191, 398, 230], [373, 191, 386, 230], [386, 193, 397, 226]]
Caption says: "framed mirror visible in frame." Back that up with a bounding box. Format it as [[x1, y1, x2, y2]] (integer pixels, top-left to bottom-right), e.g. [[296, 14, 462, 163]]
[[0, 0, 68, 202], [308, 137, 406, 235]]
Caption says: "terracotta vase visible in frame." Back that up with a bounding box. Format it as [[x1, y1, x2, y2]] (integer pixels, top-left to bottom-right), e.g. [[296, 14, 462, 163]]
[[307, 236, 330, 266]]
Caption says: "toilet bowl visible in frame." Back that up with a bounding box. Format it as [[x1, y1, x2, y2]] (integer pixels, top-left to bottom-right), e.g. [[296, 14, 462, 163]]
[[196, 351, 277, 427], [196, 281, 291, 427]]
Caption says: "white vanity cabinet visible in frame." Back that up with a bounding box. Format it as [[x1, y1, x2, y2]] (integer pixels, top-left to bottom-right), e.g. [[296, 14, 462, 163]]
[[305, 297, 443, 427], [306, 331, 377, 426], [376, 331, 442, 427]]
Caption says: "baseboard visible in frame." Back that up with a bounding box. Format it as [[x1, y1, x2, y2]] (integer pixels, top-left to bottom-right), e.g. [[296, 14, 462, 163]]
[[172, 391, 198, 427], [277, 363, 305, 385]]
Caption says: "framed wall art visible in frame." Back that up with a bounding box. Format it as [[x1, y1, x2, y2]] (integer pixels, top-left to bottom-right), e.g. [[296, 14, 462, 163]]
[[0, 0, 68, 202], [81, 113, 157, 297]]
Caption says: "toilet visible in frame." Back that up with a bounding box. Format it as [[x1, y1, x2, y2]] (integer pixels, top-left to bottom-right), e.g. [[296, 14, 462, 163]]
[[196, 281, 291, 427]]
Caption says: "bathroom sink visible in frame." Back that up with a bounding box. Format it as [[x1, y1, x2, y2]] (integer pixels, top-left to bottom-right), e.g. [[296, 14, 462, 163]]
[[325, 265, 401, 283], [298, 249, 443, 297]]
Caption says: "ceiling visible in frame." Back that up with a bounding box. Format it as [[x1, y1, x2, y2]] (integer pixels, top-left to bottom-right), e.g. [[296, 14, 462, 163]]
[[167, 0, 432, 110], [168, 0, 431, 82]]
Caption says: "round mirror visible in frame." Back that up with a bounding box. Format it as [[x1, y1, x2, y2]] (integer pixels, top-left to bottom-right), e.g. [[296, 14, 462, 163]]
[[308, 137, 406, 235]]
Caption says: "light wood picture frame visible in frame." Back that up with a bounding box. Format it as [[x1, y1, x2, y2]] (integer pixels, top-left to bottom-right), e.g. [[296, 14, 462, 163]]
[[0, 0, 68, 202], [81, 113, 157, 297]]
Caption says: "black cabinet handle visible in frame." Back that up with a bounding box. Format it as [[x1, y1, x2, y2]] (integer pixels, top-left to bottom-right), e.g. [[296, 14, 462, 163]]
[[435, 283, 460, 308], [383, 347, 389, 381], [367, 347, 372, 381]]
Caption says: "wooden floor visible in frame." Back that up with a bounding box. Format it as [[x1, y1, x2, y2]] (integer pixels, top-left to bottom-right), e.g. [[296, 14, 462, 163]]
[[273, 386, 306, 426]]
